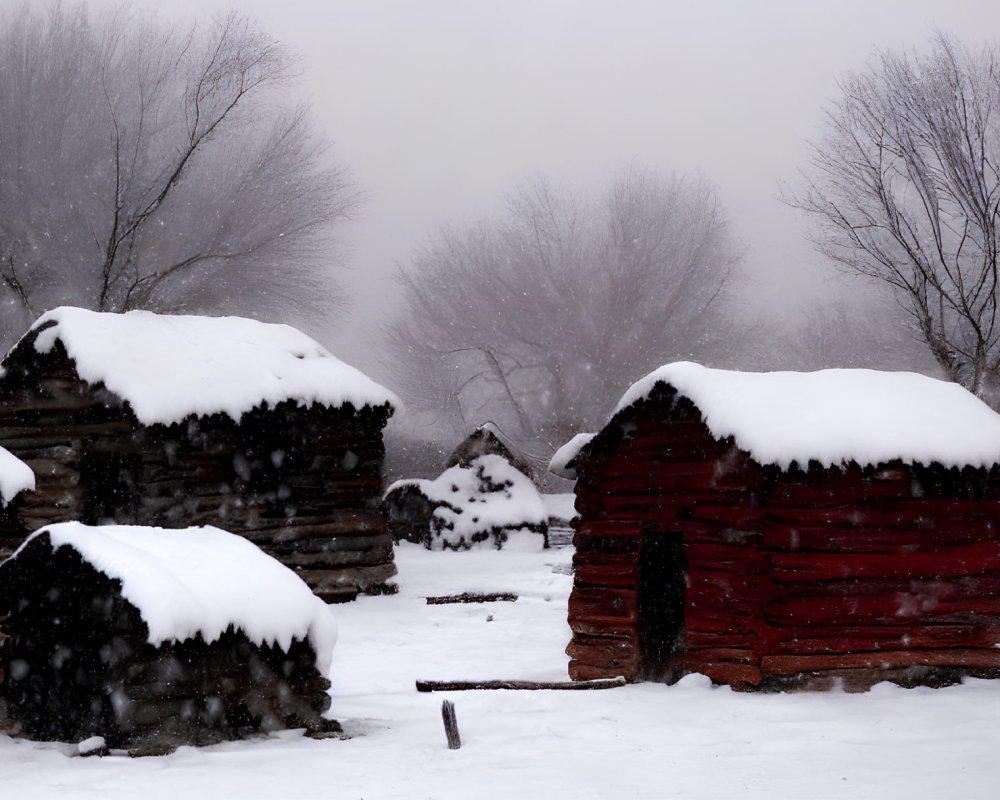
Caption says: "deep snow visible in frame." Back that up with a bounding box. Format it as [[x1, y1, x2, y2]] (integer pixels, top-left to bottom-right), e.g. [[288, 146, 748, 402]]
[[554, 361, 1000, 473], [19, 306, 398, 425], [14, 522, 337, 673], [3, 542, 999, 799]]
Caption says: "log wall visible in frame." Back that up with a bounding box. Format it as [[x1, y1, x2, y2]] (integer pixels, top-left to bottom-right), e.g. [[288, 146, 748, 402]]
[[0, 343, 395, 602], [568, 387, 1000, 688]]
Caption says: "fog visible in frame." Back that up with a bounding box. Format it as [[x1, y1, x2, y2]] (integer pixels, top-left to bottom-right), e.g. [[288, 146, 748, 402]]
[[104, 0, 1000, 376]]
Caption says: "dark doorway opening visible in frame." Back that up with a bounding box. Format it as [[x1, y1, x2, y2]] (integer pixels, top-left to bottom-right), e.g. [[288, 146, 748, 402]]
[[637, 528, 687, 681]]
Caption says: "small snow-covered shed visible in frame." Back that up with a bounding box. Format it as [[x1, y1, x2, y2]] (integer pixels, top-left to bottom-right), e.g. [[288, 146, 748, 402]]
[[384, 454, 548, 550], [0, 307, 399, 601], [554, 362, 1000, 689], [0, 522, 337, 751], [0, 446, 33, 561]]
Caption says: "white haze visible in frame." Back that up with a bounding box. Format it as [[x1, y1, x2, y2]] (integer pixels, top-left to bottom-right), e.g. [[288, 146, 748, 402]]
[[103, 0, 1000, 375]]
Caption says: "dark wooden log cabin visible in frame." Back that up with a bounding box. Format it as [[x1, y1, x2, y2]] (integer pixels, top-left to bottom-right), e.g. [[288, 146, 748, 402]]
[[0, 523, 338, 752], [554, 362, 1000, 690], [0, 307, 399, 602]]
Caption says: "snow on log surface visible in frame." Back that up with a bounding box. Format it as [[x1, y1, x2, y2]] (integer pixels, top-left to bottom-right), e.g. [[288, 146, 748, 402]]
[[18, 306, 397, 425], [0, 445, 33, 505], [558, 361, 1000, 472], [10, 521, 337, 673], [386, 455, 547, 550]]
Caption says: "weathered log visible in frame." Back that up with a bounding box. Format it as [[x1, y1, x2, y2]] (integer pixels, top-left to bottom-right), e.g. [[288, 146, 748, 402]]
[[770, 541, 1000, 582], [275, 545, 395, 569], [426, 592, 518, 604], [441, 700, 461, 749], [416, 677, 627, 692], [568, 585, 639, 625], [781, 574, 1000, 600], [572, 552, 640, 587], [760, 523, 1000, 554], [568, 660, 628, 682], [674, 647, 760, 667], [761, 649, 1000, 674], [565, 634, 639, 669], [684, 661, 763, 687], [762, 593, 1000, 627], [306, 562, 398, 594], [771, 623, 1000, 654]]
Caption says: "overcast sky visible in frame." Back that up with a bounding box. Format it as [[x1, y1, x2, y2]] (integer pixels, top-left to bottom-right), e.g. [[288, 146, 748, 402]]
[[154, 0, 1000, 374]]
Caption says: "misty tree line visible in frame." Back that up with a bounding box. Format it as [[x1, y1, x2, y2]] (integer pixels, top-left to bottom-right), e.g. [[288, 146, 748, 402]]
[[0, 3, 357, 337], [0, 4, 995, 475], [388, 169, 743, 462]]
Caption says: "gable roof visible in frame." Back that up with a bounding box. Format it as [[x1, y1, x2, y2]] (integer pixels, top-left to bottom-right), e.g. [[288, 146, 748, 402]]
[[2, 306, 398, 426], [552, 361, 1000, 474]]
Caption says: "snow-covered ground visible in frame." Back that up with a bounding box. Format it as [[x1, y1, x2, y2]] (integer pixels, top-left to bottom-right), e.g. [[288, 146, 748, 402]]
[[4, 542, 1000, 799]]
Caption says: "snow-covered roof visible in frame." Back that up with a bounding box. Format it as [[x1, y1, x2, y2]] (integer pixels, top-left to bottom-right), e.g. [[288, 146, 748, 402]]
[[11, 306, 398, 426], [0, 446, 34, 506], [549, 433, 595, 479], [9, 522, 337, 674], [552, 361, 1000, 473]]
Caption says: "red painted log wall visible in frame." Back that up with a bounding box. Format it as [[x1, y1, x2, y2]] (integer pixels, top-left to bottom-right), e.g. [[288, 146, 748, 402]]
[[567, 390, 1000, 687]]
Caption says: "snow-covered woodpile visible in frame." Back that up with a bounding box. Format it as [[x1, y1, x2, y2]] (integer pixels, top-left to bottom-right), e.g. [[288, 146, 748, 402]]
[[384, 454, 548, 550], [554, 362, 1000, 689], [0, 447, 33, 561], [445, 423, 539, 485], [0, 307, 399, 602], [384, 481, 437, 544], [0, 523, 337, 751]]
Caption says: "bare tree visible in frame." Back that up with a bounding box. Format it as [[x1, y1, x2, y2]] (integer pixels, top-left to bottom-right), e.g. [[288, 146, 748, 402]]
[[791, 33, 1000, 403], [779, 290, 942, 374], [386, 168, 745, 463], [0, 3, 358, 341]]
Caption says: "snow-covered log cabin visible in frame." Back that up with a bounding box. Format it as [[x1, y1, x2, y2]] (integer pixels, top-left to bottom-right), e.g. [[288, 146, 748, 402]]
[[0, 447, 33, 561], [0, 522, 338, 752], [0, 307, 399, 602], [552, 362, 1000, 690]]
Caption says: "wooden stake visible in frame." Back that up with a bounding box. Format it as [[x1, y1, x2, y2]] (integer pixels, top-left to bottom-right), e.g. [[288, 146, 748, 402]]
[[441, 700, 461, 750]]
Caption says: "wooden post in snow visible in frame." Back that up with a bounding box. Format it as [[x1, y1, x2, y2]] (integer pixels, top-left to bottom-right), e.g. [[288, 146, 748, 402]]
[[441, 700, 461, 750]]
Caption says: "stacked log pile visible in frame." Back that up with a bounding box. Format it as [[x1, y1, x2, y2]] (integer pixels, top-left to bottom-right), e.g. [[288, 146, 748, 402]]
[[0, 353, 120, 536], [132, 402, 396, 602], [0, 340, 396, 602], [568, 386, 1000, 689], [0, 534, 333, 752]]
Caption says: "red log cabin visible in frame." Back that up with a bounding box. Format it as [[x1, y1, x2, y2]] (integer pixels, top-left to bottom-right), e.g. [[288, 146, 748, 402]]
[[551, 362, 1000, 690]]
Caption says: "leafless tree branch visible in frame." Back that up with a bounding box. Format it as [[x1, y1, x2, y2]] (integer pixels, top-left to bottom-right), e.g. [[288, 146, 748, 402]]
[[386, 167, 747, 458], [787, 32, 1000, 403]]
